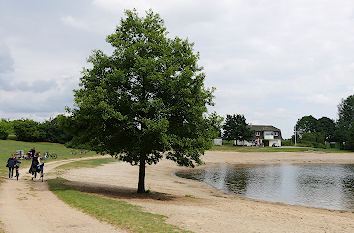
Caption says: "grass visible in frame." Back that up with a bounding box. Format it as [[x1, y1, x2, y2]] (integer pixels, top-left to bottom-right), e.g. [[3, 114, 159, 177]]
[[56, 157, 117, 170], [48, 178, 191, 233], [210, 141, 348, 153], [184, 194, 200, 199], [0, 139, 96, 177], [0, 220, 4, 233]]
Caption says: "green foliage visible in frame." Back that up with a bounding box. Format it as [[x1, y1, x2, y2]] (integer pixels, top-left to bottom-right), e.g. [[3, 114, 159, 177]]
[[0, 119, 11, 140], [295, 115, 318, 134], [317, 117, 336, 141], [66, 10, 221, 192], [337, 94, 354, 150], [298, 132, 326, 148], [9, 116, 72, 144], [222, 114, 253, 144], [48, 178, 191, 233], [12, 119, 46, 142], [281, 139, 293, 146], [295, 115, 335, 145], [42, 115, 73, 144]]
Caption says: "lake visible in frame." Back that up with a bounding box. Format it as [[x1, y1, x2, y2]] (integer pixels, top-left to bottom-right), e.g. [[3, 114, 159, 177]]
[[175, 164, 354, 212]]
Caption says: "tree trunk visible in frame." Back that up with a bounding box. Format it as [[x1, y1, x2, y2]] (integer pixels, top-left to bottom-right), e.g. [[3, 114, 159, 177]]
[[137, 156, 146, 193]]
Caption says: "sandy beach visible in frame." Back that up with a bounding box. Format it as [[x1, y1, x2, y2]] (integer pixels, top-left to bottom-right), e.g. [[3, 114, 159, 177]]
[[62, 151, 354, 233]]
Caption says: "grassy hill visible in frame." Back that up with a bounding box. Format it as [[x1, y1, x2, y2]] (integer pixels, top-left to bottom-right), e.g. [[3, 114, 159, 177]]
[[0, 139, 97, 178]]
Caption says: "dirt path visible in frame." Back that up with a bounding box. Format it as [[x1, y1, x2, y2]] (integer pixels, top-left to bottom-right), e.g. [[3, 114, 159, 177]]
[[63, 151, 354, 233], [0, 157, 125, 233]]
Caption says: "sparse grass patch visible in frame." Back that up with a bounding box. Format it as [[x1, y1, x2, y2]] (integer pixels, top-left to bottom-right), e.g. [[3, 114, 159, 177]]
[[211, 142, 347, 153], [56, 158, 117, 170], [0, 220, 4, 233], [184, 194, 200, 199], [48, 178, 191, 233]]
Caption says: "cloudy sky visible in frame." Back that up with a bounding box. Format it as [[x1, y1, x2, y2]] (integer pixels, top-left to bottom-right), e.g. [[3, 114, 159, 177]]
[[1, 0, 354, 138]]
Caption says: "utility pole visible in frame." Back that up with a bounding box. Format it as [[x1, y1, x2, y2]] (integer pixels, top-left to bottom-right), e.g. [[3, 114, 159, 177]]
[[294, 125, 297, 146]]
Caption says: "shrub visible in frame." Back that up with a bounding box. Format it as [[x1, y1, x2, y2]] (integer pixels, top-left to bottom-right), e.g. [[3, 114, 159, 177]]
[[0, 119, 11, 140], [12, 119, 46, 142]]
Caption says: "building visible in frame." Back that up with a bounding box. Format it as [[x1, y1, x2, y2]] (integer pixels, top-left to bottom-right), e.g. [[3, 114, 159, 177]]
[[237, 125, 282, 147]]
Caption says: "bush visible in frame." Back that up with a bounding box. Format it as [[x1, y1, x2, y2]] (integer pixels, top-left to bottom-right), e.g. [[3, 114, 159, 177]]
[[12, 119, 46, 142], [42, 115, 72, 144], [0, 119, 11, 140], [281, 139, 293, 146]]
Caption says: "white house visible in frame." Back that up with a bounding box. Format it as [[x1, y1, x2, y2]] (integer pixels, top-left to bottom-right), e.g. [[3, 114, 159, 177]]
[[237, 125, 282, 147]]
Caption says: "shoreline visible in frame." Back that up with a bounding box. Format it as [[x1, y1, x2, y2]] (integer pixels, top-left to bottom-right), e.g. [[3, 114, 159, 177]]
[[63, 151, 354, 233]]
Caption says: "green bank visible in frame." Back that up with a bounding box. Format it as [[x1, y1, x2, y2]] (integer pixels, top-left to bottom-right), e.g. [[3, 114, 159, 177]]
[[0, 139, 96, 177], [211, 141, 346, 153], [50, 158, 191, 232]]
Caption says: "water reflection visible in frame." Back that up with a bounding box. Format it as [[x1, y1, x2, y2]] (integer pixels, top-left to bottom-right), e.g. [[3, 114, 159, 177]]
[[175, 164, 354, 212]]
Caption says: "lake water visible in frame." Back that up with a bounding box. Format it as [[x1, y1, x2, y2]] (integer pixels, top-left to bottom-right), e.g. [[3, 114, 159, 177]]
[[175, 164, 354, 212]]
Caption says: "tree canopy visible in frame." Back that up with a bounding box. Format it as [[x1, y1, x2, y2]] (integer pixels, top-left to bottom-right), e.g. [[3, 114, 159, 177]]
[[337, 94, 354, 150], [0, 119, 11, 140], [317, 117, 336, 141], [222, 114, 253, 144], [66, 10, 221, 193], [295, 115, 318, 134]]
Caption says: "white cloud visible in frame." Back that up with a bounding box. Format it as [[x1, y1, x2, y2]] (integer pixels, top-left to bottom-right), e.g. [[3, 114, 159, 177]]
[[61, 16, 90, 31], [1, 0, 354, 138]]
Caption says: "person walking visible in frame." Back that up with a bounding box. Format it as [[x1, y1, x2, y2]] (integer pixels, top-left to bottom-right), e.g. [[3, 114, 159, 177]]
[[29, 152, 41, 179], [6, 154, 21, 179]]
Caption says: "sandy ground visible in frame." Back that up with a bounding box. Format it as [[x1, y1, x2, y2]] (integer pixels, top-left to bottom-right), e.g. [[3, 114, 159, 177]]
[[62, 151, 354, 233], [0, 158, 126, 233]]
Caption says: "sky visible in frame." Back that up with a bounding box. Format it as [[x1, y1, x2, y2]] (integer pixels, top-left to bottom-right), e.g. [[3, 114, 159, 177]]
[[0, 0, 354, 138]]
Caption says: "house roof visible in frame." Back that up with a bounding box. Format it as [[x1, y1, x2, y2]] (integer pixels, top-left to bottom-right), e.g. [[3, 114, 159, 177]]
[[249, 125, 281, 132]]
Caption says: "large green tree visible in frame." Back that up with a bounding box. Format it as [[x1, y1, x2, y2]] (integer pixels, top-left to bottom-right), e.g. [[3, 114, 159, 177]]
[[0, 119, 11, 140], [42, 115, 73, 144], [295, 115, 318, 135], [67, 10, 221, 193], [337, 94, 354, 150], [317, 117, 336, 141], [12, 119, 46, 142], [222, 114, 254, 145]]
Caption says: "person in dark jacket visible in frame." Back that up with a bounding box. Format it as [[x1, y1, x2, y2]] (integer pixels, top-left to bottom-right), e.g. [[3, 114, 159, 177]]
[[30, 147, 35, 158], [30, 152, 41, 179], [6, 154, 21, 179]]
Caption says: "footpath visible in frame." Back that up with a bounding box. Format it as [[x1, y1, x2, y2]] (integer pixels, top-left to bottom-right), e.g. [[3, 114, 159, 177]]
[[0, 157, 125, 233]]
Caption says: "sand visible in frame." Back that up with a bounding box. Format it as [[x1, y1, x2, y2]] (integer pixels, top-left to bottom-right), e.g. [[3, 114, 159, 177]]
[[63, 151, 354, 233], [0, 158, 126, 233], [1, 151, 353, 233]]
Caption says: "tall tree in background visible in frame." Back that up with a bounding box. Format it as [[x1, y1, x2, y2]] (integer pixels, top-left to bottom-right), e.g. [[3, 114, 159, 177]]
[[337, 94, 354, 150], [0, 119, 11, 140], [222, 114, 253, 145], [317, 117, 335, 141], [67, 10, 221, 193], [295, 115, 318, 135]]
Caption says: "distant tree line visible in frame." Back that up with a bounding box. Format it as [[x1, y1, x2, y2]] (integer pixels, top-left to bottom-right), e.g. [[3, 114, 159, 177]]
[[294, 94, 354, 150], [0, 115, 72, 144], [222, 114, 253, 145]]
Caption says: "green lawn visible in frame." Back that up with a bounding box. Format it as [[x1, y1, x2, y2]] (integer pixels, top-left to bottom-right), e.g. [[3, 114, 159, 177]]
[[210, 141, 347, 153], [48, 178, 191, 233], [0, 139, 96, 178]]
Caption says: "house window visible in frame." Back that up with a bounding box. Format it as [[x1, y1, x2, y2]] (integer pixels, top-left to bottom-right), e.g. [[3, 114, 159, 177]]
[[274, 131, 278, 136], [256, 131, 260, 136]]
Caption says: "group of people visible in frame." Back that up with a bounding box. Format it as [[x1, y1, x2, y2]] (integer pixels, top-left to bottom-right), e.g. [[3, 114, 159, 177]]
[[6, 147, 42, 180]]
